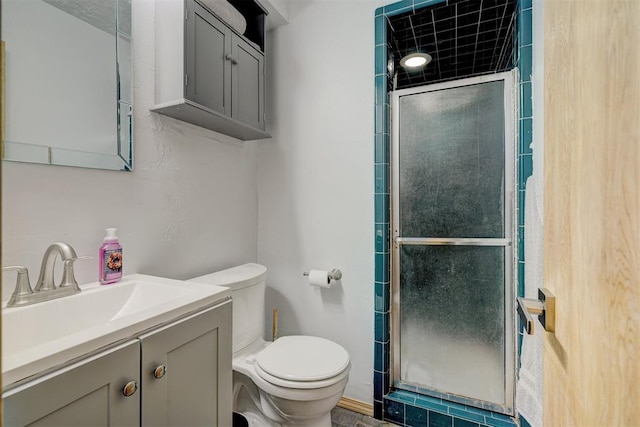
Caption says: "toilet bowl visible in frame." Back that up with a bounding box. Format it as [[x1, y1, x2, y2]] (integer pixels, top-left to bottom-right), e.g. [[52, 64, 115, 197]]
[[189, 264, 350, 427]]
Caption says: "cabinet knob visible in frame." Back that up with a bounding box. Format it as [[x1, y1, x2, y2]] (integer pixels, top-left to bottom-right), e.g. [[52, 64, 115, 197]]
[[153, 365, 167, 379], [225, 54, 232, 61], [122, 381, 138, 397]]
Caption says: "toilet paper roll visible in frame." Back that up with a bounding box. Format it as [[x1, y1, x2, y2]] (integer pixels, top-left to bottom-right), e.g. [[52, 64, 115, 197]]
[[308, 270, 331, 288]]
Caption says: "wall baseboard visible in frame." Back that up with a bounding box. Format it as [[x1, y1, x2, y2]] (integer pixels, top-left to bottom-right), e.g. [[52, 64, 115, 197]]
[[337, 396, 374, 417]]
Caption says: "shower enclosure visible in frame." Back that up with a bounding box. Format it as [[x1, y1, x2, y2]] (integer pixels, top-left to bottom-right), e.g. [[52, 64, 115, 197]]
[[391, 72, 516, 414]]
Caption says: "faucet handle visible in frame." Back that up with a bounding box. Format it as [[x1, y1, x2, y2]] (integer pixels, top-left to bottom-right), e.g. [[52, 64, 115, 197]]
[[3, 266, 34, 306], [60, 256, 92, 291]]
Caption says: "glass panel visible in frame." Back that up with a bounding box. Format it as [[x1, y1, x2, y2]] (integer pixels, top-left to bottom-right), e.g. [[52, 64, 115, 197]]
[[398, 81, 505, 238], [399, 245, 505, 404], [118, 102, 133, 170], [117, 0, 132, 37], [117, 33, 133, 104]]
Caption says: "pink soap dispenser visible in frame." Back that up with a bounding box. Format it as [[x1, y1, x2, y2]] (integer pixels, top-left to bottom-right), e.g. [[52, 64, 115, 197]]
[[99, 228, 123, 284]]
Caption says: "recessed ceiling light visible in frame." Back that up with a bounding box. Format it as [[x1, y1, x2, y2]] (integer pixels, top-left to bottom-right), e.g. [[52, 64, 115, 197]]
[[400, 52, 432, 69]]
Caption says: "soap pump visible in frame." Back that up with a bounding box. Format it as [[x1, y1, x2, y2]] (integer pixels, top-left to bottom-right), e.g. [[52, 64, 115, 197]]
[[99, 228, 123, 284]]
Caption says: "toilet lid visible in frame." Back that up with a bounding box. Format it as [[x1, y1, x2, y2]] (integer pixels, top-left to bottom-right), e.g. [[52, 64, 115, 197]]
[[255, 336, 350, 382]]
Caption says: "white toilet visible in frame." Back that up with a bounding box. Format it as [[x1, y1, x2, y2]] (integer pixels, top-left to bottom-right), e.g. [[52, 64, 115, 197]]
[[189, 263, 351, 427]]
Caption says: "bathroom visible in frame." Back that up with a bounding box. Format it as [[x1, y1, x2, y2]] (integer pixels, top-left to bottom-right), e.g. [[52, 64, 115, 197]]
[[1, 0, 638, 426]]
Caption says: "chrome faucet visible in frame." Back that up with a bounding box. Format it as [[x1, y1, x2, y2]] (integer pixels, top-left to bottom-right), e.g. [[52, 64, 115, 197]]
[[3, 242, 91, 308]]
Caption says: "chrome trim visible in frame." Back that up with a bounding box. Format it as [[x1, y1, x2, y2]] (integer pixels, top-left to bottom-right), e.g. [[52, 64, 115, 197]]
[[395, 237, 511, 246], [390, 70, 517, 415]]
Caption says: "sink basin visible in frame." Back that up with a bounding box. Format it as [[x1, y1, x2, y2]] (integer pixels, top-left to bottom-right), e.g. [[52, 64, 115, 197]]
[[2, 274, 230, 389]]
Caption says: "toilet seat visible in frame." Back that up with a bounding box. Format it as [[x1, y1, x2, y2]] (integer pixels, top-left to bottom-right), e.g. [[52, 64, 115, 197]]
[[253, 336, 350, 389]]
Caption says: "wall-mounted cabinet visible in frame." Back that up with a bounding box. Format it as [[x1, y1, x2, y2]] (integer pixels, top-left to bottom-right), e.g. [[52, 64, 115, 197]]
[[152, 0, 270, 141]]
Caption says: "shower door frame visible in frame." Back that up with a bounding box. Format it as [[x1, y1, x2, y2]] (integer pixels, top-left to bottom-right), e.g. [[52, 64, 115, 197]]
[[390, 71, 518, 415]]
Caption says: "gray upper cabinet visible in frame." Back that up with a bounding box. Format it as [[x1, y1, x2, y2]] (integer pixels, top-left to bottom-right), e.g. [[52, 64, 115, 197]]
[[153, 0, 269, 141]]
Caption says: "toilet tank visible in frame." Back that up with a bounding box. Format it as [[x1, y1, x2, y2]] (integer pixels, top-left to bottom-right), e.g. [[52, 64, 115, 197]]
[[188, 263, 267, 353]]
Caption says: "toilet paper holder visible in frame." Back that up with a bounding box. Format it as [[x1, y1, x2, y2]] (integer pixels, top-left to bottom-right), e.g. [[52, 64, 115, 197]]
[[517, 288, 555, 335], [303, 268, 342, 281]]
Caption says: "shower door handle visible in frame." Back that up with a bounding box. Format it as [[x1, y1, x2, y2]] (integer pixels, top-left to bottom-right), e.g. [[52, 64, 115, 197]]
[[395, 237, 511, 246]]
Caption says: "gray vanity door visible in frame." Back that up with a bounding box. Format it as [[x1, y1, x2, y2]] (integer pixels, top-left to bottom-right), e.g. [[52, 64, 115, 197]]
[[232, 37, 265, 130], [139, 300, 232, 427], [3, 341, 140, 427], [186, 0, 232, 117]]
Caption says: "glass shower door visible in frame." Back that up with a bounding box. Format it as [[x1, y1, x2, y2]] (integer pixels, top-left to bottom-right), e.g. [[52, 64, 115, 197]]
[[391, 72, 515, 413]]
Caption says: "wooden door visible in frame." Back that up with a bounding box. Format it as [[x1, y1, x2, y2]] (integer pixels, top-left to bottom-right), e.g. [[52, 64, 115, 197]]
[[544, 1, 639, 425], [139, 301, 232, 427], [3, 341, 140, 426]]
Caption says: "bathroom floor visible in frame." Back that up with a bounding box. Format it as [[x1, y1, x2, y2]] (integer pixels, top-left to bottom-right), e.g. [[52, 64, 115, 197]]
[[331, 407, 398, 427]]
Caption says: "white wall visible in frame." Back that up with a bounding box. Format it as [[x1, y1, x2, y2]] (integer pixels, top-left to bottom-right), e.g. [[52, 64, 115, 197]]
[[258, 0, 387, 404], [2, 0, 259, 299]]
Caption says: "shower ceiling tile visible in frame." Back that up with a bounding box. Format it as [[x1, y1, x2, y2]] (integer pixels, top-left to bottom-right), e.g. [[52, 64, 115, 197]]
[[388, 0, 517, 89]]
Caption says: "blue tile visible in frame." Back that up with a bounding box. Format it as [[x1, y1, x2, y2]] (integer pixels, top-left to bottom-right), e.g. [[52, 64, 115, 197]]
[[374, 341, 385, 371], [490, 412, 515, 423], [375, 15, 386, 46], [519, 118, 533, 155], [375, 105, 390, 135], [520, 82, 532, 118], [519, 154, 533, 184], [453, 418, 480, 427], [375, 223, 390, 254], [520, 0, 532, 10], [485, 416, 517, 427], [375, 193, 390, 223], [385, 399, 405, 424], [415, 0, 447, 8], [375, 311, 389, 342], [375, 164, 389, 194], [429, 411, 452, 427], [375, 251, 390, 282], [518, 225, 525, 261], [376, 75, 388, 106], [376, 45, 387, 75], [449, 408, 485, 424], [374, 372, 384, 400], [519, 415, 532, 427], [384, 0, 413, 16], [375, 281, 390, 312], [519, 8, 532, 46], [374, 400, 384, 419], [406, 405, 428, 427], [519, 45, 532, 82], [415, 396, 449, 414], [518, 189, 525, 226], [375, 133, 389, 164], [518, 261, 525, 297], [375, 6, 384, 17], [389, 390, 417, 404]]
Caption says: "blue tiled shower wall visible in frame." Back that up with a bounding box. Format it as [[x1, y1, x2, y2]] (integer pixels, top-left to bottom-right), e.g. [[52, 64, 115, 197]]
[[373, 0, 534, 426]]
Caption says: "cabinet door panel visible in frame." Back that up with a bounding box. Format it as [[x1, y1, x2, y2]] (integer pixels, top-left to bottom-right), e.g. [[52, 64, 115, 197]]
[[186, 0, 231, 116], [140, 301, 232, 427], [3, 341, 140, 427], [232, 37, 265, 130]]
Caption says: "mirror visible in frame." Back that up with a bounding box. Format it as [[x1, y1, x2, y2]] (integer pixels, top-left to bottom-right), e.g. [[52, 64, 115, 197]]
[[1, 0, 133, 171]]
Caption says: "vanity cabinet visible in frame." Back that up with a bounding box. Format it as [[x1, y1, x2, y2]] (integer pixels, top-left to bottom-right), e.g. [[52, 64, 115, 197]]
[[3, 300, 232, 427], [140, 301, 232, 426], [3, 341, 140, 426], [153, 0, 269, 141]]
